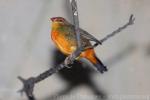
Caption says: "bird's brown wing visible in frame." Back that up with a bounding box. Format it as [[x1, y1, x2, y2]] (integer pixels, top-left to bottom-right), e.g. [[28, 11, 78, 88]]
[[68, 25, 92, 48], [70, 25, 101, 45], [79, 28, 102, 45]]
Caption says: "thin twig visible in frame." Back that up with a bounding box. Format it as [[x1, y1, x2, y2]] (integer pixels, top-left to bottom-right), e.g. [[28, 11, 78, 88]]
[[93, 14, 135, 47], [80, 14, 135, 51], [70, 0, 81, 49]]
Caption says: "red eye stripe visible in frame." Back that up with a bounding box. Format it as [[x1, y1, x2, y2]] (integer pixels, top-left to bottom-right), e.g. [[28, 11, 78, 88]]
[[50, 17, 56, 21], [50, 17, 65, 22]]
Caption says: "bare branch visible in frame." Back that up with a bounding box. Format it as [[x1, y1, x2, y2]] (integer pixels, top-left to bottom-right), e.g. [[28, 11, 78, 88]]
[[70, 0, 81, 48], [93, 14, 135, 47], [18, 76, 36, 100], [18, 48, 82, 99]]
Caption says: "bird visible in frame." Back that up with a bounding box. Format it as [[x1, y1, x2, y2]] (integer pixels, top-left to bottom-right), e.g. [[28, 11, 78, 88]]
[[50, 17, 107, 73]]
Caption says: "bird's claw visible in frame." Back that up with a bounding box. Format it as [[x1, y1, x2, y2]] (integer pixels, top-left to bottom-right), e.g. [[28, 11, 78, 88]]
[[64, 47, 83, 68], [18, 76, 35, 97], [64, 54, 75, 68]]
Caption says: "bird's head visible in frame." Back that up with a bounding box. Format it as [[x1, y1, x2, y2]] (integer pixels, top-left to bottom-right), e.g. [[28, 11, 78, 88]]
[[50, 17, 69, 25]]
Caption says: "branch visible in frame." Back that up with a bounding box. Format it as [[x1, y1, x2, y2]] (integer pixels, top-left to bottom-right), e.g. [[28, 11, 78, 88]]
[[93, 14, 135, 47], [18, 48, 82, 99], [70, 0, 81, 48], [18, 77, 36, 100]]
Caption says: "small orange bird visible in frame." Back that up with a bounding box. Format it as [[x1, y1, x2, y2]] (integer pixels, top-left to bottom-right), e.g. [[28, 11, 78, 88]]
[[50, 17, 107, 73]]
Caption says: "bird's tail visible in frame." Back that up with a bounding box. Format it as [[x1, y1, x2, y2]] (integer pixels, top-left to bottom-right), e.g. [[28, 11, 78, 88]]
[[81, 49, 108, 73], [93, 56, 108, 73]]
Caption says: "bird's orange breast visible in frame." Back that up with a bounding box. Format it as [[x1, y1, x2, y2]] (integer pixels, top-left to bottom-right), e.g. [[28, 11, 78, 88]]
[[51, 31, 76, 55], [51, 31, 97, 63]]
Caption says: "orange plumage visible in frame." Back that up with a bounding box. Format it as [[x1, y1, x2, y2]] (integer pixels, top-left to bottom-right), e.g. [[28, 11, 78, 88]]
[[50, 17, 107, 73]]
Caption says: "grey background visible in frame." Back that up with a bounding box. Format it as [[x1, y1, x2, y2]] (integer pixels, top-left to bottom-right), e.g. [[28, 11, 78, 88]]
[[0, 0, 150, 100]]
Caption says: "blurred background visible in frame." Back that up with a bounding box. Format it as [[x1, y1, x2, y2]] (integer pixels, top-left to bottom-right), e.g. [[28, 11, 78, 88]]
[[0, 0, 150, 100]]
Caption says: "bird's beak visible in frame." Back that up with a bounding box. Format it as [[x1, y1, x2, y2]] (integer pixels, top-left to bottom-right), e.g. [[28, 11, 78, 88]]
[[50, 18, 55, 22]]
